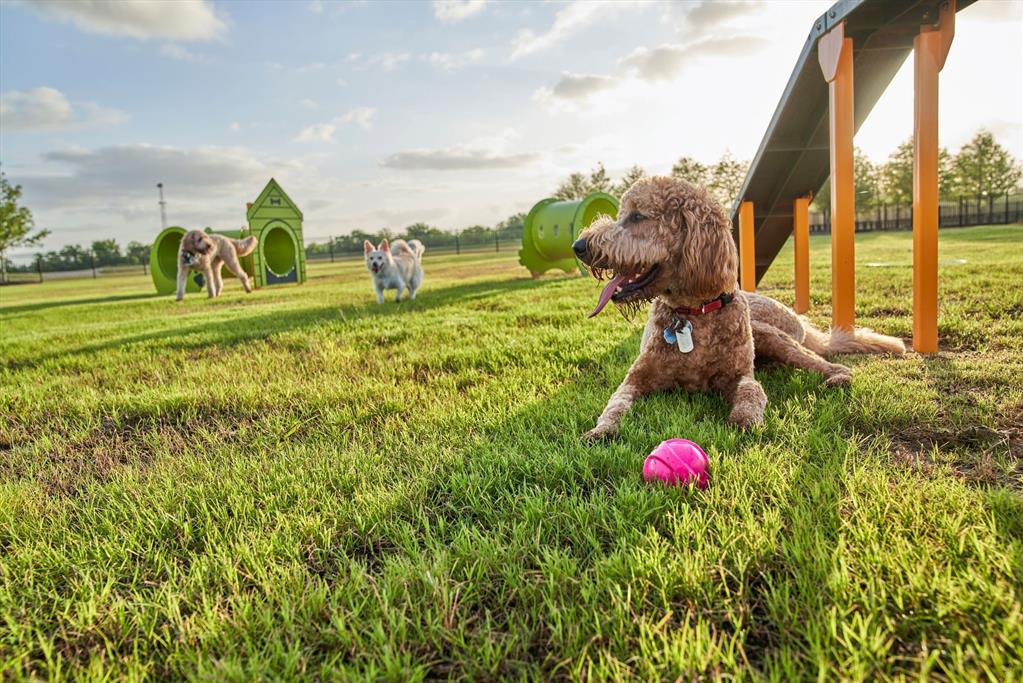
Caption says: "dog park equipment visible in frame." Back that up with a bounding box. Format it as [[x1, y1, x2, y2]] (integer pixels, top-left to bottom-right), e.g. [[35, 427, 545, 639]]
[[148, 178, 306, 295], [149, 225, 255, 295], [246, 178, 307, 288], [643, 439, 709, 488], [519, 192, 618, 278], [731, 0, 973, 353]]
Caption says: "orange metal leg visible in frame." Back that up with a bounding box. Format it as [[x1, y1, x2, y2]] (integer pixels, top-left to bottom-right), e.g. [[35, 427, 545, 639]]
[[819, 25, 855, 331], [912, 1, 954, 354], [739, 201, 755, 292], [793, 195, 811, 314]]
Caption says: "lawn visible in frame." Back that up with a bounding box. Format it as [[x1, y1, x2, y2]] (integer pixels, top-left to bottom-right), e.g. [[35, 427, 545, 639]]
[[1, 225, 1021, 680]]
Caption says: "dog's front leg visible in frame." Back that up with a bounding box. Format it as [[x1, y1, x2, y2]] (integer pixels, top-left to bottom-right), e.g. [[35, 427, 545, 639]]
[[375, 283, 385, 304], [175, 263, 188, 302], [202, 265, 216, 298], [583, 355, 667, 441], [723, 375, 767, 428]]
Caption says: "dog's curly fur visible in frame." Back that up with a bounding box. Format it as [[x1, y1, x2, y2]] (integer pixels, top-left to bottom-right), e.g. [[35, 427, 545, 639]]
[[176, 230, 257, 301], [577, 176, 905, 440]]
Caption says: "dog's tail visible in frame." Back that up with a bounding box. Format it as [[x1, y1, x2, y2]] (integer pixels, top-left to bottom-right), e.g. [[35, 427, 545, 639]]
[[800, 317, 906, 355], [398, 239, 425, 262], [233, 236, 258, 257]]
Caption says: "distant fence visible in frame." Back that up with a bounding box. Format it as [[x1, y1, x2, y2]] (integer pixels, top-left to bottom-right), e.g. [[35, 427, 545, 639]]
[[0, 259, 149, 285], [810, 194, 1022, 233], [305, 226, 526, 264]]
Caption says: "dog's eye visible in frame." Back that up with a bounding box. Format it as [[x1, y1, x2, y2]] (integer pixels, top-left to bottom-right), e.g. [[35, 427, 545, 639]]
[[629, 211, 646, 223]]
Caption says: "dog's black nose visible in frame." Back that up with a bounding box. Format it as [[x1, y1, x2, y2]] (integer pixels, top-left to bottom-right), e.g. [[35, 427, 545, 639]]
[[572, 238, 587, 257]]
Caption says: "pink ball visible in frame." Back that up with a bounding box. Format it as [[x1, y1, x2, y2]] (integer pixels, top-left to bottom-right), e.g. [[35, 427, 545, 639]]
[[643, 439, 709, 488]]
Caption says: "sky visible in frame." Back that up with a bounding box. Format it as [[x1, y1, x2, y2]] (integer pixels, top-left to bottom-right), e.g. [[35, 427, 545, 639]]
[[1, 0, 1021, 263]]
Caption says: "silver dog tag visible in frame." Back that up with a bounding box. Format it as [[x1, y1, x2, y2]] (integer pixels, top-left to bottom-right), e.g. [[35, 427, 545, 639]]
[[676, 320, 694, 353]]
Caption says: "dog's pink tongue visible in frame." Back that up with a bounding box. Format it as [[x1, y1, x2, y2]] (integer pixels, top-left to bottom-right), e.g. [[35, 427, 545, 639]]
[[588, 272, 630, 318]]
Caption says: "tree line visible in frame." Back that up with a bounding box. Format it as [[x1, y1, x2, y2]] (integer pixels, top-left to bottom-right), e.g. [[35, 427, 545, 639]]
[[304, 213, 527, 257], [551, 129, 1022, 214]]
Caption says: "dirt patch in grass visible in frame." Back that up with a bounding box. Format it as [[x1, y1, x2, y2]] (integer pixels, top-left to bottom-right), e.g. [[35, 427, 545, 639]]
[[887, 407, 1021, 490], [1, 410, 253, 497]]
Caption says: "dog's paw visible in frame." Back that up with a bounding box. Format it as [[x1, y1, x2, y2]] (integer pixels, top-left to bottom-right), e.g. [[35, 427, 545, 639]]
[[824, 372, 852, 387], [582, 425, 617, 442], [727, 409, 764, 430]]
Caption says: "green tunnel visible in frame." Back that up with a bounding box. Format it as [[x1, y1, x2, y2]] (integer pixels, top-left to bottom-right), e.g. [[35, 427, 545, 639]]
[[518, 192, 619, 277], [149, 226, 256, 296]]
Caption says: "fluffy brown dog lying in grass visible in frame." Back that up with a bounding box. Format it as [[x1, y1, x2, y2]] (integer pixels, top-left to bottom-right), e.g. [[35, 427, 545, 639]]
[[573, 176, 904, 440], [176, 230, 257, 301]]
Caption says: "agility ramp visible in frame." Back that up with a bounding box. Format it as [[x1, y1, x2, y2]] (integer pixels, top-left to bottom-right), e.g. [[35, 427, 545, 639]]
[[731, 0, 976, 351]]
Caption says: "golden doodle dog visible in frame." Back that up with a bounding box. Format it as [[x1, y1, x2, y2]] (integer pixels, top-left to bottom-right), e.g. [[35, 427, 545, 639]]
[[574, 176, 904, 440], [176, 229, 257, 301]]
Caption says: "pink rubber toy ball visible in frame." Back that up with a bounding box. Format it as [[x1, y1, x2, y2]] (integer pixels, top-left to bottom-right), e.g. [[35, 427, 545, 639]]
[[643, 439, 709, 488]]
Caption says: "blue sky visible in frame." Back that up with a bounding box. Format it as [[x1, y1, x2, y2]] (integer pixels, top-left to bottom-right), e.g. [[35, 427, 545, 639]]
[[1, 0, 1021, 261]]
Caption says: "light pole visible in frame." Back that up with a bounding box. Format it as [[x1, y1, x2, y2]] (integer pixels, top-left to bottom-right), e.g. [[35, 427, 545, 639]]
[[157, 183, 167, 229]]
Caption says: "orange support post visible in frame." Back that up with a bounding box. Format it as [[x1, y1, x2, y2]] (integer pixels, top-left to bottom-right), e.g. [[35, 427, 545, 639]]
[[818, 23, 855, 331], [739, 201, 755, 292], [793, 195, 811, 314], [913, 1, 955, 354]]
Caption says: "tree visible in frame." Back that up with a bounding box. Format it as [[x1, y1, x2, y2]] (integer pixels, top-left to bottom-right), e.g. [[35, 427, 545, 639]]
[[952, 130, 1022, 215], [670, 156, 710, 187], [708, 152, 748, 209], [125, 241, 150, 265], [0, 170, 49, 281], [853, 148, 881, 209], [90, 239, 122, 266], [553, 163, 613, 200], [613, 165, 647, 198], [879, 138, 954, 206]]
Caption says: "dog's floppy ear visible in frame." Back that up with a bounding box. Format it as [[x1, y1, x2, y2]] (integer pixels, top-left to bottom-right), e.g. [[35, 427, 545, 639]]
[[379, 239, 390, 253], [364, 240, 375, 255], [672, 189, 738, 299]]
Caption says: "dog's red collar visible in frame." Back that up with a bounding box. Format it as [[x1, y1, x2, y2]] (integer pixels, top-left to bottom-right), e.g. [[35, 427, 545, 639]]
[[673, 292, 735, 316]]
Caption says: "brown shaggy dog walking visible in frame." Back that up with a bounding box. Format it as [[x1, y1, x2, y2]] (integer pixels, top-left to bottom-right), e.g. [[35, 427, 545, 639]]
[[176, 230, 257, 301], [574, 176, 904, 440]]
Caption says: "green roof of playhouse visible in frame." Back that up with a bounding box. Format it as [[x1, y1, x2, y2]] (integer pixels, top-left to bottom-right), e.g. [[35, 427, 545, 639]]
[[247, 178, 303, 220]]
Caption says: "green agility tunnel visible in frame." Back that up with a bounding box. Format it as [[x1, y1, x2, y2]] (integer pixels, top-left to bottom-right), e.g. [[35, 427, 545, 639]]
[[518, 192, 618, 277], [149, 178, 306, 295], [149, 226, 256, 295]]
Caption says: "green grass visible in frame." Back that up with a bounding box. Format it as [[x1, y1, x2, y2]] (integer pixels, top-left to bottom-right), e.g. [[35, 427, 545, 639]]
[[1, 225, 1021, 680]]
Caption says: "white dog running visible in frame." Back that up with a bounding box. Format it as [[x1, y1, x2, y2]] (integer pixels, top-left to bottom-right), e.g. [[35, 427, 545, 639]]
[[363, 239, 425, 303]]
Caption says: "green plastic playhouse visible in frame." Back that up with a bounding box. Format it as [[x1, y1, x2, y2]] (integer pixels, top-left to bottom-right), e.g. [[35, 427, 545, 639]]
[[150, 178, 307, 295], [518, 192, 618, 277]]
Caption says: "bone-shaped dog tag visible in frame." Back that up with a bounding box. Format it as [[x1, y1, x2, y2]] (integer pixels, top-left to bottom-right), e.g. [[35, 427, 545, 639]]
[[676, 320, 694, 353]]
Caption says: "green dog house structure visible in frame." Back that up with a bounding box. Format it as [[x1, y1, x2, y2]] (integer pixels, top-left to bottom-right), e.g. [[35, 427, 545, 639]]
[[518, 192, 618, 278], [150, 178, 307, 295]]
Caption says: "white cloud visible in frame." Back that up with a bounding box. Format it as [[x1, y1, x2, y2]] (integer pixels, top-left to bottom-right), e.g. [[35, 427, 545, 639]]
[[683, 1, 763, 29], [309, 0, 324, 14], [432, 0, 487, 23], [423, 48, 485, 73], [160, 43, 205, 62], [300, 98, 318, 110], [346, 51, 410, 71], [0, 86, 128, 131], [296, 62, 326, 74], [381, 147, 538, 171], [294, 107, 376, 143], [22, 144, 276, 209], [619, 36, 768, 81], [229, 121, 241, 132], [510, 1, 648, 60], [336, 77, 349, 87], [548, 72, 616, 99], [21, 0, 225, 41]]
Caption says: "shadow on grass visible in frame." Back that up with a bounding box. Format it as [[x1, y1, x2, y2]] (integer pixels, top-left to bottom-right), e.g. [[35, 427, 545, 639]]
[[0, 292, 161, 316], [4, 275, 560, 371]]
